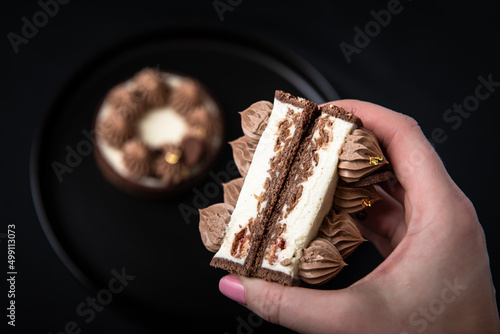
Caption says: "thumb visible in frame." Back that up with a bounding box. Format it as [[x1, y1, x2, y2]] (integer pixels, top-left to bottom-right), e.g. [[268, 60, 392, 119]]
[[218, 275, 369, 333]]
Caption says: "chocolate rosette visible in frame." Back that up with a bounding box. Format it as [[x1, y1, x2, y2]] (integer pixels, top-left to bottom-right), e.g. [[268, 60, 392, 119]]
[[230, 136, 259, 178], [239, 101, 273, 139], [199, 203, 234, 253], [96, 112, 135, 148], [318, 210, 366, 259], [299, 238, 347, 285], [223, 177, 244, 208], [333, 184, 381, 214], [132, 68, 170, 109], [338, 128, 388, 183], [170, 78, 204, 114], [122, 139, 151, 178], [106, 84, 145, 121], [185, 106, 211, 138], [153, 144, 187, 186]]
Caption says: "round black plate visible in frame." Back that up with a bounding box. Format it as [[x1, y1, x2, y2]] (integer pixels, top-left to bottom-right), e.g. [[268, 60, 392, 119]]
[[31, 27, 342, 333]]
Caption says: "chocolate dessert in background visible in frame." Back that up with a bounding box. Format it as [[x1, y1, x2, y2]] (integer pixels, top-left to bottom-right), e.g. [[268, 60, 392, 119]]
[[93, 68, 224, 197]]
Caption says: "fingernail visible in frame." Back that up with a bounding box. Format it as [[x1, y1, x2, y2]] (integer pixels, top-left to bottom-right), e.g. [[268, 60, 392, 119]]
[[219, 275, 246, 305]]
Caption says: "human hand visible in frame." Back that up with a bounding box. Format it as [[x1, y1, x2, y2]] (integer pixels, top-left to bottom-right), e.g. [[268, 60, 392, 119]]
[[217, 100, 500, 333]]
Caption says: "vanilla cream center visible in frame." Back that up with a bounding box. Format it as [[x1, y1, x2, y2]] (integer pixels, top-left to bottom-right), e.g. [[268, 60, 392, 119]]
[[137, 106, 187, 148]]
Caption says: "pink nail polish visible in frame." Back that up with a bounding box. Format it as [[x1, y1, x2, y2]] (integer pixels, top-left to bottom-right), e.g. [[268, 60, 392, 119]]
[[219, 275, 246, 305]]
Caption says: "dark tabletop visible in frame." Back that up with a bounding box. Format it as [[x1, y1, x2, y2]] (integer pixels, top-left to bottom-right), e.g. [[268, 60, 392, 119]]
[[1, 1, 499, 333]]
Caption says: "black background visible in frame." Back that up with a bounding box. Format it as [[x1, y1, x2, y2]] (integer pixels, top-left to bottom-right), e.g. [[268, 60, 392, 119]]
[[1, 0, 499, 333]]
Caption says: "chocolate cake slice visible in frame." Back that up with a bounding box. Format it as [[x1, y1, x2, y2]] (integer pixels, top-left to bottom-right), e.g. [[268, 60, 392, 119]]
[[210, 91, 317, 276], [254, 105, 361, 284], [211, 92, 362, 284]]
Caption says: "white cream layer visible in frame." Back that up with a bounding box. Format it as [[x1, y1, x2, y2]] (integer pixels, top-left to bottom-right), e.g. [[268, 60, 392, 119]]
[[260, 115, 356, 278], [213, 98, 302, 265]]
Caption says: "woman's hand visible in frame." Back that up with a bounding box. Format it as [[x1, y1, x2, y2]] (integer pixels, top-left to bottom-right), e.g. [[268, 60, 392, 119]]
[[218, 100, 500, 334]]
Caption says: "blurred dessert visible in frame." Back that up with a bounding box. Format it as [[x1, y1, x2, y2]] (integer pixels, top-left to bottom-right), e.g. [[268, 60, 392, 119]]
[[93, 68, 223, 197]]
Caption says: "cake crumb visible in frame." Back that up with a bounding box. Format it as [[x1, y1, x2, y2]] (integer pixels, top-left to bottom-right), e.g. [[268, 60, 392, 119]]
[[280, 258, 291, 266]]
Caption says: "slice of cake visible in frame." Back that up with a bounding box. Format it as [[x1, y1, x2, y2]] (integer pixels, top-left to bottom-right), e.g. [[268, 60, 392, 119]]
[[202, 91, 391, 285], [210, 91, 317, 276], [211, 92, 364, 284], [254, 105, 361, 284]]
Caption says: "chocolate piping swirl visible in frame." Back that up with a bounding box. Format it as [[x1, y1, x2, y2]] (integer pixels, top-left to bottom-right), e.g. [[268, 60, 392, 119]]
[[106, 84, 144, 120], [199, 203, 234, 252], [132, 68, 170, 109], [223, 177, 244, 208], [153, 144, 187, 186], [333, 185, 381, 214], [338, 128, 388, 183], [319, 210, 366, 259], [299, 238, 346, 285], [170, 79, 204, 114], [122, 139, 151, 178], [239, 101, 273, 140], [230, 136, 258, 178], [97, 112, 135, 148]]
